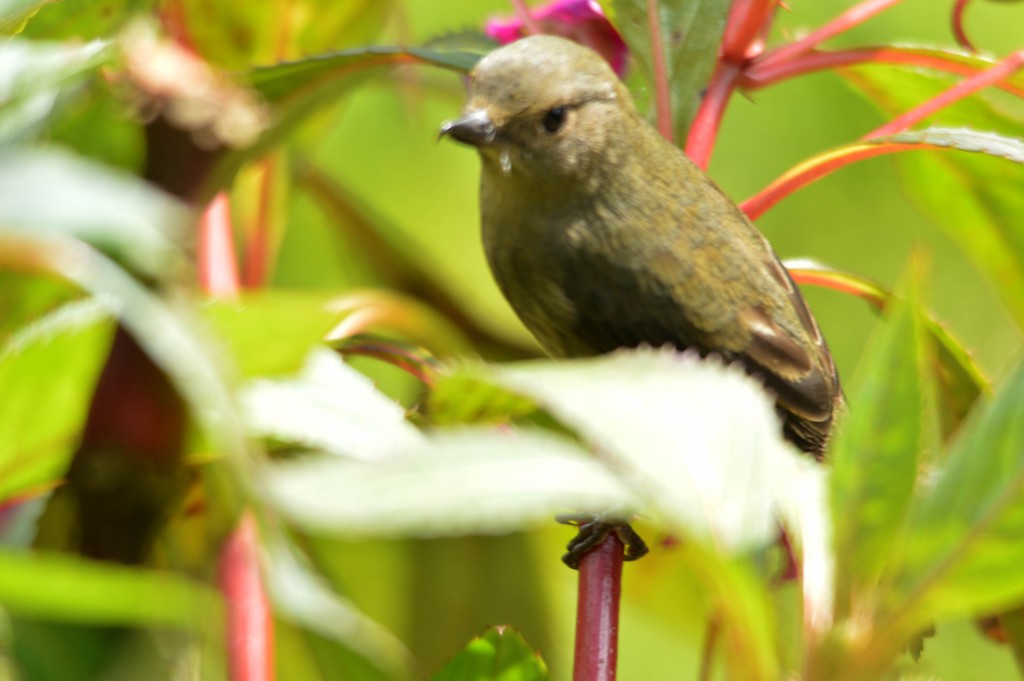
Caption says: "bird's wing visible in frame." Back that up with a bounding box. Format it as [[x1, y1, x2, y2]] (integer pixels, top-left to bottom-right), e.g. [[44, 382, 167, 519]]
[[563, 244, 840, 454]]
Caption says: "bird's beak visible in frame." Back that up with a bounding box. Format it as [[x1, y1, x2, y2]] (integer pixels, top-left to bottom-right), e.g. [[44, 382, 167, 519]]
[[439, 109, 496, 147]]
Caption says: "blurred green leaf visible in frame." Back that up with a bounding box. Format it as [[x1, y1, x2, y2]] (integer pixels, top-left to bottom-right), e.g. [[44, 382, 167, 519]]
[[604, 0, 730, 141], [211, 40, 486, 193], [266, 540, 413, 679], [0, 0, 50, 35], [829, 270, 927, 616], [880, 128, 1024, 162], [491, 349, 795, 550], [0, 147, 189, 278], [0, 298, 113, 500], [842, 59, 1024, 327], [788, 260, 989, 439], [885, 356, 1024, 630], [0, 39, 111, 144], [242, 349, 423, 460], [430, 626, 548, 681], [0, 548, 221, 629], [0, 271, 81, 339], [0, 234, 249, 468], [18, 0, 153, 40], [177, 0, 397, 70], [264, 427, 638, 537], [250, 44, 481, 103], [428, 362, 538, 426], [200, 290, 341, 378]]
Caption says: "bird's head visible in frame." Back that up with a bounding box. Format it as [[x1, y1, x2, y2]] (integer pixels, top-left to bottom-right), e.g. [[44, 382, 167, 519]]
[[440, 35, 635, 182]]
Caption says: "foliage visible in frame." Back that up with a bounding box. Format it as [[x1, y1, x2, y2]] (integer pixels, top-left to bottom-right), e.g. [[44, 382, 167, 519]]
[[1, 0, 1024, 680]]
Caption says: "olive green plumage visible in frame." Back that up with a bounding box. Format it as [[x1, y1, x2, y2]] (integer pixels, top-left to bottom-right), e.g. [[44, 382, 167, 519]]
[[442, 35, 842, 455]]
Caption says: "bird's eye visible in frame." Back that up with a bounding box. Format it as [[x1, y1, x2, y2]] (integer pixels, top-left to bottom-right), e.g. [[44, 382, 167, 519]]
[[542, 106, 568, 133]]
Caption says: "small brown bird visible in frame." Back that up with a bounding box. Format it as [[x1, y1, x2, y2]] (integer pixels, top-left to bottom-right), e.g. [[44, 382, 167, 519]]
[[441, 35, 842, 457]]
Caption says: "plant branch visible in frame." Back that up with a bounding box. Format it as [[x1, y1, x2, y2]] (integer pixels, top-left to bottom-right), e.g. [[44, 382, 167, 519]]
[[743, 47, 1024, 99], [219, 514, 274, 681], [645, 0, 673, 142], [198, 192, 240, 297], [685, 61, 743, 168], [951, 0, 976, 53], [753, 0, 903, 72], [740, 141, 919, 220], [573, 532, 624, 681]]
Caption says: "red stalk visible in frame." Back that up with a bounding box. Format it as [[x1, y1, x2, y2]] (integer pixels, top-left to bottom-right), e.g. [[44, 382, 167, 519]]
[[753, 0, 904, 72], [740, 142, 920, 221], [645, 0, 674, 142], [510, 0, 543, 35], [219, 514, 274, 681], [198, 192, 240, 297], [744, 47, 1024, 99], [721, 0, 776, 62], [685, 61, 743, 168], [863, 49, 1024, 138], [573, 532, 624, 681], [242, 158, 277, 289], [951, 0, 976, 53]]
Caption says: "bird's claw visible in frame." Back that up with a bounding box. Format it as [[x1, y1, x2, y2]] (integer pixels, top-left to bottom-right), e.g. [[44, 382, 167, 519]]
[[556, 512, 648, 570]]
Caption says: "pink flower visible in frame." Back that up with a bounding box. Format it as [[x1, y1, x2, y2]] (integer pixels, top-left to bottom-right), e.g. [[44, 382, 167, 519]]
[[485, 0, 629, 77]]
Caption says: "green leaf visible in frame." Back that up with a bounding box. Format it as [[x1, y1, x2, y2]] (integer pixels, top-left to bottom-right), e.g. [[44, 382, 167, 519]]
[[266, 540, 413, 679], [884, 356, 1024, 630], [0, 234, 249, 469], [841, 58, 1024, 327], [17, 0, 153, 40], [0, 0, 50, 35], [0, 39, 111, 144], [242, 349, 423, 460], [604, 0, 730, 141], [210, 39, 487, 193], [428, 362, 538, 426], [0, 298, 114, 500], [430, 626, 549, 681], [250, 44, 482, 103], [829, 270, 928, 616], [787, 260, 989, 439], [175, 0, 397, 70], [0, 548, 222, 630], [490, 349, 796, 550], [264, 427, 638, 537], [0, 147, 189, 279], [200, 291, 341, 378]]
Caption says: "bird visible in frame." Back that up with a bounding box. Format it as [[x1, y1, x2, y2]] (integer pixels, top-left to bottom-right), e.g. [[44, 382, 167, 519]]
[[440, 35, 843, 562]]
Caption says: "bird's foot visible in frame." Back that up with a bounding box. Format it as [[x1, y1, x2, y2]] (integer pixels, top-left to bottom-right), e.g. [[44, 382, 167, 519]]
[[556, 512, 648, 570]]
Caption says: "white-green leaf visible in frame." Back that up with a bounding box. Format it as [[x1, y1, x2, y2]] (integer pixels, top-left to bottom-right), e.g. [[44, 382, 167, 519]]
[[242, 349, 422, 461]]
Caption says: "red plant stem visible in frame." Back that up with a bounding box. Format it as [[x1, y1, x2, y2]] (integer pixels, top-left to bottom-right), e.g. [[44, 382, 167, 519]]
[[219, 514, 274, 681], [744, 47, 1024, 99], [951, 0, 976, 53], [721, 0, 775, 62], [645, 0, 674, 142], [198, 192, 240, 297], [242, 158, 276, 289], [573, 532, 624, 681], [510, 0, 542, 35], [740, 142, 919, 220], [788, 270, 887, 310], [863, 49, 1024, 138], [685, 61, 744, 168], [753, 0, 903, 72]]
